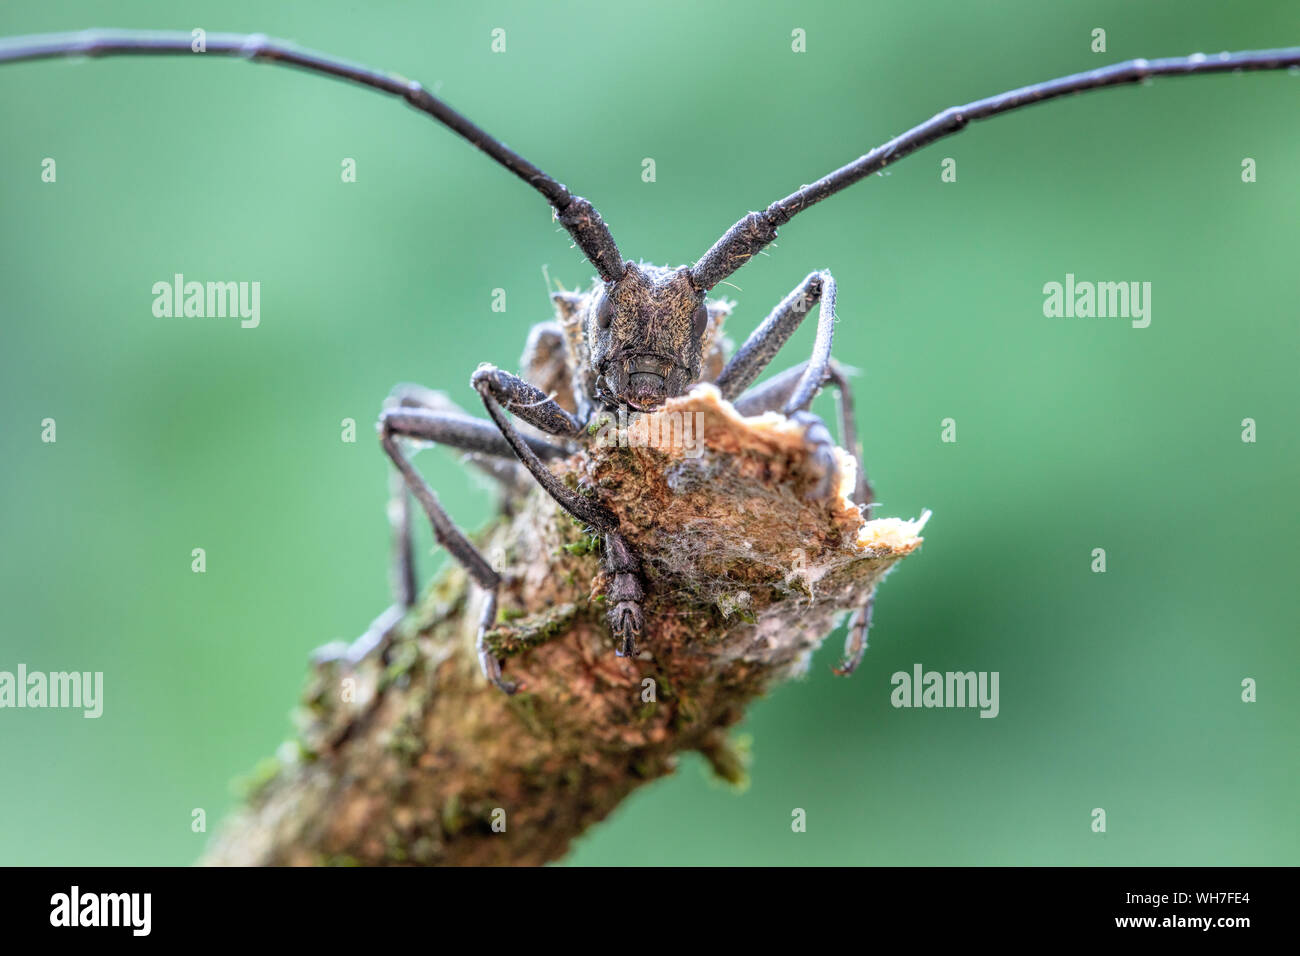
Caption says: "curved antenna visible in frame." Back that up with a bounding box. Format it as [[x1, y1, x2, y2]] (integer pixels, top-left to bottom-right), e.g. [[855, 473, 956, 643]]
[[0, 29, 626, 282], [690, 47, 1300, 291]]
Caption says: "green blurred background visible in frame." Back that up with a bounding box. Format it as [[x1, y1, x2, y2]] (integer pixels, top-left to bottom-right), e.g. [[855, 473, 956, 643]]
[[1, 0, 1296, 865]]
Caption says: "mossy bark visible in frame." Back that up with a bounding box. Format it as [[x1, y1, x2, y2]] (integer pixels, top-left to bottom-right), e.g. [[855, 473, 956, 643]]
[[202, 387, 925, 866]]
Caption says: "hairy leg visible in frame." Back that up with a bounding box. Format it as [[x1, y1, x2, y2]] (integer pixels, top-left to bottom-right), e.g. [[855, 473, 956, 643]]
[[832, 595, 873, 677], [471, 366, 648, 659], [519, 321, 578, 418], [715, 271, 844, 499], [715, 270, 836, 413], [383, 384, 568, 607], [379, 391, 567, 692], [471, 365, 616, 532], [721, 272, 877, 676], [603, 531, 644, 657], [733, 359, 872, 508]]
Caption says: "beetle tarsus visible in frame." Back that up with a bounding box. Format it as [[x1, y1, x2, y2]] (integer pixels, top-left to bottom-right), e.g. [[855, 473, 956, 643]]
[[604, 532, 645, 658], [477, 589, 521, 694], [789, 410, 841, 501], [833, 596, 874, 677]]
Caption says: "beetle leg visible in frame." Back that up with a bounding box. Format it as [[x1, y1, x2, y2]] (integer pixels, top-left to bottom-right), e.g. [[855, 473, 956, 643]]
[[833, 595, 874, 677], [377, 400, 566, 693], [603, 531, 644, 658]]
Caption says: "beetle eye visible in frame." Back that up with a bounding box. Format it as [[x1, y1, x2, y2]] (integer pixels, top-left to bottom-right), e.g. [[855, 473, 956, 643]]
[[596, 295, 614, 330], [692, 303, 709, 339]]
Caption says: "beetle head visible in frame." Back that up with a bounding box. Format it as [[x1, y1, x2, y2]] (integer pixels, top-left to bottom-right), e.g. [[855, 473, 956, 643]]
[[586, 262, 707, 412]]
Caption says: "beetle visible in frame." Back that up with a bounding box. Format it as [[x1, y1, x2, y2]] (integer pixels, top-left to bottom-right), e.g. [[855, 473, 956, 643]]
[[3, 31, 1297, 692]]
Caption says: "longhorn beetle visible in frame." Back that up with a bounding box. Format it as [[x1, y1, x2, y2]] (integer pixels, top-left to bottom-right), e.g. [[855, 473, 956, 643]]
[[3, 31, 1297, 692]]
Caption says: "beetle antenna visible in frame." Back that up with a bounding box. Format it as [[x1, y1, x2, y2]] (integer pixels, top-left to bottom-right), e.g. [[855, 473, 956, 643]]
[[690, 47, 1300, 291], [0, 29, 626, 282]]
